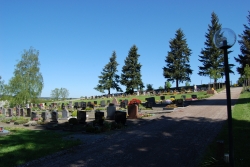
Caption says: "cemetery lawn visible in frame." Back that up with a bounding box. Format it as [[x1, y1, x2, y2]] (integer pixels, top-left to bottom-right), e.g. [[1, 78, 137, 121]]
[[0, 128, 81, 167], [201, 91, 250, 167]]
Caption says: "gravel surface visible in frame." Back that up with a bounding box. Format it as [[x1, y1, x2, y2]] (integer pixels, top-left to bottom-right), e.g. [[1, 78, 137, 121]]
[[17, 87, 242, 167]]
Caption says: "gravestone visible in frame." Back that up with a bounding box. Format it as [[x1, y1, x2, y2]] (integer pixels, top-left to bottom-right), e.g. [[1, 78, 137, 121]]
[[27, 108, 31, 117], [111, 98, 118, 106], [81, 102, 86, 110], [94, 111, 104, 125], [77, 110, 86, 124], [16, 108, 20, 116], [120, 101, 126, 108], [124, 99, 128, 107], [94, 101, 97, 105], [41, 111, 50, 121], [170, 96, 175, 99], [106, 105, 116, 120], [101, 100, 106, 107], [192, 95, 198, 99], [181, 95, 186, 100], [61, 103, 65, 110], [69, 101, 73, 109], [127, 104, 139, 119], [26, 104, 29, 108], [61, 109, 69, 119], [145, 97, 156, 105], [20, 108, 25, 116], [176, 99, 184, 107], [114, 111, 127, 125], [74, 102, 79, 109], [51, 111, 58, 122], [160, 96, 165, 100], [31, 112, 37, 120], [2, 108, 6, 115], [8, 108, 13, 117]]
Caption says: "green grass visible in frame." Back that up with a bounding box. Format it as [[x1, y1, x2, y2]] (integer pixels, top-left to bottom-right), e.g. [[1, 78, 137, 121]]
[[0, 128, 81, 167], [201, 91, 250, 167]]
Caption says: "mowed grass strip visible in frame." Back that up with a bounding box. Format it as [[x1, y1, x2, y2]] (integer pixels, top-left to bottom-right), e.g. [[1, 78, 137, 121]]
[[0, 128, 81, 167], [201, 91, 250, 167]]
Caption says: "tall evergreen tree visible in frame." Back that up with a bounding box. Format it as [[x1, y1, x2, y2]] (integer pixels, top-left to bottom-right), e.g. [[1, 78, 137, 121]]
[[94, 51, 122, 94], [163, 29, 193, 89], [198, 12, 234, 83], [120, 45, 144, 94], [235, 11, 250, 76]]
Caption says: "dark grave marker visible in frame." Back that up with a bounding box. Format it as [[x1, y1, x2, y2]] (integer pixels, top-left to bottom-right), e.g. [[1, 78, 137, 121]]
[[77, 110, 86, 124], [27, 108, 31, 117], [192, 95, 197, 99], [8, 108, 13, 117]]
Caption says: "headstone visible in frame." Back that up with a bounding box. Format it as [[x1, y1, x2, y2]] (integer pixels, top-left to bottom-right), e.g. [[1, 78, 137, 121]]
[[27, 108, 31, 117], [181, 95, 186, 100], [192, 95, 198, 99], [8, 108, 13, 117], [81, 102, 86, 110], [114, 111, 127, 125], [69, 101, 73, 109], [61, 109, 69, 119], [111, 98, 118, 106], [120, 101, 126, 108], [61, 103, 65, 109], [160, 96, 165, 100], [106, 105, 116, 120], [170, 96, 175, 99], [124, 99, 128, 107], [51, 111, 58, 122], [175, 99, 184, 107], [41, 111, 50, 121], [26, 104, 29, 108], [31, 112, 37, 120], [77, 110, 86, 124], [101, 100, 106, 107], [74, 102, 79, 109], [127, 104, 139, 119], [94, 111, 104, 125], [20, 108, 25, 116], [145, 97, 156, 105], [16, 108, 20, 116], [2, 108, 6, 115], [94, 101, 97, 105], [137, 91, 140, 96]]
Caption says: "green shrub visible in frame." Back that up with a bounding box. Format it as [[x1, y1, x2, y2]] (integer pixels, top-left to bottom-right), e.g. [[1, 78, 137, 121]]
[[71, 110, 77, 117]]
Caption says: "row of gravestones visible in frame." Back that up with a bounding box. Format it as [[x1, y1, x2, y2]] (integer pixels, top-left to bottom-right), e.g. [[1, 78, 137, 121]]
[[73, 98, 123, 109], [159, 95, 197, 100]]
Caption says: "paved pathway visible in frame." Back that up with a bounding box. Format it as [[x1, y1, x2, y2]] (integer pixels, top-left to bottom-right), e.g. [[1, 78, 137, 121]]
[[21, 87, 242, 167]]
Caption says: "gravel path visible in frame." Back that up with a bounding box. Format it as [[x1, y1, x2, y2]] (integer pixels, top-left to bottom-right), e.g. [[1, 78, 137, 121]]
[[19, 87, 242, 167]]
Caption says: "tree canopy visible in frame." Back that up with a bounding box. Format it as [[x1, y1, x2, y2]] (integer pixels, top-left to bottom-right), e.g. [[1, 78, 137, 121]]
[[120, 45, 144, 94], [235, 11, 250, 76], [163, 29, 193, 89], [94, 51, 122, 94], [6, 47, 43, 105], [198, 12, 234, 83]]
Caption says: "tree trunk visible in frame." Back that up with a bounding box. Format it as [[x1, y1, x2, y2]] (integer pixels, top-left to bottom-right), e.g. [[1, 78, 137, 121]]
[[176, 79, 179, 89], [108, 89, 110, 95]]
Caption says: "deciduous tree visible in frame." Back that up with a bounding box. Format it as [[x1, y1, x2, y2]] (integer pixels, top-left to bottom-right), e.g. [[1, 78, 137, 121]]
[[7, 47, 43, 105]]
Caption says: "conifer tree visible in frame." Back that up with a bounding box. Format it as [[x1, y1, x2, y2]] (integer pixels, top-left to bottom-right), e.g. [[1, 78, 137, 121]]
[[198, 12, 234, 83], [94, 51, 122, 94], [235, 11, 250, 76], [163, 29, 193, 89], [120, 45, 144, 94]]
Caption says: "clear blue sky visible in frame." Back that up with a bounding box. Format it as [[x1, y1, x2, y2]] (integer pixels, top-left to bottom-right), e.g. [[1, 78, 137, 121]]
[[0, 0, 249, 98]]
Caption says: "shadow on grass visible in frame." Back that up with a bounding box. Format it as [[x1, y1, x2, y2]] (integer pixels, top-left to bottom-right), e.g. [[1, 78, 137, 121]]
[[0, 129, 81, 167]]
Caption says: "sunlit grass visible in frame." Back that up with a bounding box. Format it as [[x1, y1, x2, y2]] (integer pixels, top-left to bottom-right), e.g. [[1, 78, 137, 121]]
[[0, 127, 81, 167], [201, 91, 250, 167]]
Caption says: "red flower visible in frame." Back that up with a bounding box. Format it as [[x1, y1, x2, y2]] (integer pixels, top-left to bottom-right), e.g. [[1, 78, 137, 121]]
[[128, 99, 141, 106]]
